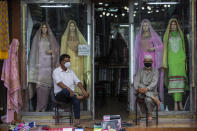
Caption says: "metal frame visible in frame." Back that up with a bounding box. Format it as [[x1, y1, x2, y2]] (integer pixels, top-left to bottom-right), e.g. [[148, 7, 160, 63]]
[[20, 0, 93, 115], [26, 0, 82, 4], [128, 0, 135, 112]]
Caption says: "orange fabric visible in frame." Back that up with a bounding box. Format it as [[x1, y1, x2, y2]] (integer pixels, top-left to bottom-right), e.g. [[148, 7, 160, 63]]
[[0, 1, 9, 59]]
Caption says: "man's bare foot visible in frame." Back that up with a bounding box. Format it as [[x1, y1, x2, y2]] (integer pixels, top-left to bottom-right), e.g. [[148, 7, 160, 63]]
[[152, 96, 160, 106], [74, 119, 80, 127]]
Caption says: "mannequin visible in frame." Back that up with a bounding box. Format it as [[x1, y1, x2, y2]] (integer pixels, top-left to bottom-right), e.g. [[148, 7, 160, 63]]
[[163, 18, 187, 111], [28, 23, 59, 112], [134, 19, 164, 102], [61, 20, 87, 95]]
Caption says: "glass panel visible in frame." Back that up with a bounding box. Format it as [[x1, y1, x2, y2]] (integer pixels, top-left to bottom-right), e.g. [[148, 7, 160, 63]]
[[26, 2, 89, 112], [94, 1, 129, 119], [133, 0, 191, 111]]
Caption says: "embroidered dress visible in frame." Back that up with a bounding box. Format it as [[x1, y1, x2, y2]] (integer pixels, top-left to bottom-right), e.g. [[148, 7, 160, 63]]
[[163, 19, 187, 102]]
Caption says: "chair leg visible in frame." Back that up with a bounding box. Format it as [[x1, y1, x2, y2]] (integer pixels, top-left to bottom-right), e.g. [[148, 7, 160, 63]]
[[55, 105, 57, 124], [146, 107, 148, 127], [135, 101, 138, 125], [156, 105, 158, 125], [57, 106, 59, 123], [70, 104, 72, 125]]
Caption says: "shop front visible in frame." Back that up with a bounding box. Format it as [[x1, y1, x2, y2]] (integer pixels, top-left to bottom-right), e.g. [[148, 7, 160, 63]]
[[5, 0, 196, 122]]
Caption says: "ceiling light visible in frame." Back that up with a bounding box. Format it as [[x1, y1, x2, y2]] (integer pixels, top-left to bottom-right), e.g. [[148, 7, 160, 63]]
[[99, 2, 103, 5], [115, 15, 118, 18], [122, 13, 125, 16], [168, 5, 171, 7], [147, 6, 151, 10], [142, 7, 145, 10], [99, 15, 103, 18], [106, 13, 110, 16], [111, 14, 114, 16], [105, 3, 109, 6], [147, 2, 179, 5], [156, 10, 159, 13], [120, 24, 129, 27], [40, 4, 71, 8], [164, 4, 167, 7], [148, 11, 151, 14], [133, 14, 136, 17], [134, 2, 138, 6], [109, 8, 118, 12], [97, 7, 103, 11], [102, 12, 105, 15]]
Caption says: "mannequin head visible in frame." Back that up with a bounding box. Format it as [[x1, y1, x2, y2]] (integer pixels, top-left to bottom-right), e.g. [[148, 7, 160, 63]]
[[142, 21, 150, 33], [41, 23, 48, 36], [69, 22, 76, 32], [170, 21, 178, 31]]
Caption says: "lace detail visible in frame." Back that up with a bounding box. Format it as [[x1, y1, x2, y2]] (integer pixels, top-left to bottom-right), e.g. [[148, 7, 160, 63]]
[[169, 36, 181, 53]]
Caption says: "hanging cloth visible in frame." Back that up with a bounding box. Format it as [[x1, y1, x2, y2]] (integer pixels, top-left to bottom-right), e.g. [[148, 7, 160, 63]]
[[1, 39, 22, 123]]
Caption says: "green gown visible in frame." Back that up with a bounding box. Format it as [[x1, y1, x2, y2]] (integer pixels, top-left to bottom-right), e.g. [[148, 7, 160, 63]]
[[163, 18, 187, 102], [167, 31, 186, 102]]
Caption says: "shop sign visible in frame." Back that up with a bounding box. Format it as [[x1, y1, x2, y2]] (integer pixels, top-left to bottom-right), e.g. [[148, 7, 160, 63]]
[[78, 44, 90, 56]]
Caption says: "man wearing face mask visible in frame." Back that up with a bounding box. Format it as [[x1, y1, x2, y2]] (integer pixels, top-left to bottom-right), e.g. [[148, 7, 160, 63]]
[[52, 54, 89, 126], [134, 55, 160, 121]]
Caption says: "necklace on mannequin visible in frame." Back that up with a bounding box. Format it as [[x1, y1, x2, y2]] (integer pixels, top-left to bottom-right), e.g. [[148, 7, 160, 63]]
[[142, 31, 151, 40]]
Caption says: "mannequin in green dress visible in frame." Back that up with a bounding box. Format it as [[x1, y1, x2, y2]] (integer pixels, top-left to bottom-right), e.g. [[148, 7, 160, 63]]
[[163, 19, 187, 111]]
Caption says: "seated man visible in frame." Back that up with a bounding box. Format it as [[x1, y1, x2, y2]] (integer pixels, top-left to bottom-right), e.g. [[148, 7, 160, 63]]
[[134, 55, 160, 121], [52, 54, 89, 126]]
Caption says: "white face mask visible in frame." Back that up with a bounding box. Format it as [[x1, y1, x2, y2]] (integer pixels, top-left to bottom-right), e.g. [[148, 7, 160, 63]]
[[64, 62, 70, 68]]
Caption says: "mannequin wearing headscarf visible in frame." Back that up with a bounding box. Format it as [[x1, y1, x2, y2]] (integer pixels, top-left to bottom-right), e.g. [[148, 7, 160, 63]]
[[61, 20, 88, 95], [134, 19, 164, 102], [28, 23, 60, 112], [163, 18, 187, 111], [1, 39, 22, 123]]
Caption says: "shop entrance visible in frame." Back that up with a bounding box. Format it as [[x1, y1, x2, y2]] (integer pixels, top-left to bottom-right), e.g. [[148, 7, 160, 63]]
[[94, 1, 130, 120]]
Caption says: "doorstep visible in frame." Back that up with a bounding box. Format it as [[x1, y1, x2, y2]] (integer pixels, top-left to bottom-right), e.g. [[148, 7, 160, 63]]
[[21, 111, 92, 123]]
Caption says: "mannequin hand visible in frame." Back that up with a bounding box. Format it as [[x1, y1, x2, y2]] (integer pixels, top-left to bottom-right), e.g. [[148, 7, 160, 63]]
[[147, 48, 155, 52], [46, 50, 53, 55], [82, 91, 89, 99], [161, 67, 167, 72]]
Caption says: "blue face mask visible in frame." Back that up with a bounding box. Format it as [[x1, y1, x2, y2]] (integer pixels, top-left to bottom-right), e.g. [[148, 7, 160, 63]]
[[64, 62, 70, 68]]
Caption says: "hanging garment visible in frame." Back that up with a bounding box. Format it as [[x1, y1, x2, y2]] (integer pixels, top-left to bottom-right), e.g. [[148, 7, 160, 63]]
[[1, 39, 22, 123]]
